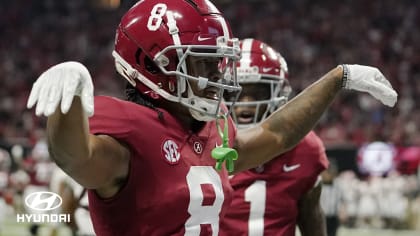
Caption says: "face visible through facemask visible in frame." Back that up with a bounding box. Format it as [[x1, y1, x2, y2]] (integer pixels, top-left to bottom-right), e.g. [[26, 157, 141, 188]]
[[180, 56, 223, 121], [231, 83, 270, 125], [186, 56, 223, 100]]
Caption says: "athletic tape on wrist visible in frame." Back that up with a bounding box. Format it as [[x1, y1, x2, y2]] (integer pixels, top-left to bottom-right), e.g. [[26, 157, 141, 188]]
[[341, 64, 349, 89]]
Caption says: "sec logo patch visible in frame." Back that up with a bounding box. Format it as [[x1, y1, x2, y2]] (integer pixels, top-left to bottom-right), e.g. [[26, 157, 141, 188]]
[[162, 139, 180, 164]]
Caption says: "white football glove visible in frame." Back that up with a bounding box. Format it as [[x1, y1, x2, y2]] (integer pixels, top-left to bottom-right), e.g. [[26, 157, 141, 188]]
[[27, 62, 94, 117], [341, 64, 398, 107]]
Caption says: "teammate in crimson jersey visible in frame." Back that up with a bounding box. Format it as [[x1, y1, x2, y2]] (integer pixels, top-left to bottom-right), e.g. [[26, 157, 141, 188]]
[[26, 0, 397, 235], [220, 39, 328, 236]]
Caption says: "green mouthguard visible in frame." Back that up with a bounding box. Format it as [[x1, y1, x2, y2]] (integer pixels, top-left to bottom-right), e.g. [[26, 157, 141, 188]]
[[211, 114, 238, 173]]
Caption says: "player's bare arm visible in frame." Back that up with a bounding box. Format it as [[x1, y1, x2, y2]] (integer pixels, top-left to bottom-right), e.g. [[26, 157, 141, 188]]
[[47, 101, 129, 197], [297, 183, 327, 236], [27, 62, 130, 198], [234, 67, 341, 172], [234, 65, 397, 173]]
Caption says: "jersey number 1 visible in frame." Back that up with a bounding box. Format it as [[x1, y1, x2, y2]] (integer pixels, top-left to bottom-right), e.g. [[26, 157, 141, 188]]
[[245, 180, 267, 236]]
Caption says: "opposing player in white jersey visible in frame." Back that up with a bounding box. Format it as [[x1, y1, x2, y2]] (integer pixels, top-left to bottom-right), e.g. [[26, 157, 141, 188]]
[[221, 39, 328, 236]]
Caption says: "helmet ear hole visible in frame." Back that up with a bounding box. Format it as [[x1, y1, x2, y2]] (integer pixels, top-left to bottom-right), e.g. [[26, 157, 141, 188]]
[[144, 56, 160, 74], [135, 48, 160, 75]]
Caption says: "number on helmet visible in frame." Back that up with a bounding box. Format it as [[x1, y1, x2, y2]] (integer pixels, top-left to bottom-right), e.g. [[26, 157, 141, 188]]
[[147, 3, 167, 31]]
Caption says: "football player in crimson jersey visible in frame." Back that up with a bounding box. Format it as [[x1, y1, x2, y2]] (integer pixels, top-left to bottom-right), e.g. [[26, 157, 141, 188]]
[[26, 0, 397, 235], [220, 39, 328, 236]]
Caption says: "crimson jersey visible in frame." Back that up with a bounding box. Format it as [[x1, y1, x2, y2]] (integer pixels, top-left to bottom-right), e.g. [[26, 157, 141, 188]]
[[87, 96, 236, 236], [220, 131, 328, 236]]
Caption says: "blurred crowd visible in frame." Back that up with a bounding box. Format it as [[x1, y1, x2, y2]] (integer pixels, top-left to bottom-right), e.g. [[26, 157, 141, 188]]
[[0, 0, 419, 233], [321, 158, 420, 233]]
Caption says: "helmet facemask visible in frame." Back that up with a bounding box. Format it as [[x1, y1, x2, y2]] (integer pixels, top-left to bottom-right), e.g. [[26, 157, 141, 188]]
[[112, 37, 242, 121], [113, 0, 242, 121], [225, 69, 291, 129], [152, 36, 241, 121]]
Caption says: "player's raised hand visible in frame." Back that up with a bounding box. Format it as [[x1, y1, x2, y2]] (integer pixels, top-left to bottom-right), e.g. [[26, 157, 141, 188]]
[[341, 64, 398, 107], [27, 61, 94, 117]]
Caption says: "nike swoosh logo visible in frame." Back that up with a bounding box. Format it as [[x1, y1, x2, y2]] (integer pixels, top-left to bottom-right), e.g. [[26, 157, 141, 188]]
[[262, 67, 272, 73], [283, 164, 300, 172], [198, 36, 212, 41]]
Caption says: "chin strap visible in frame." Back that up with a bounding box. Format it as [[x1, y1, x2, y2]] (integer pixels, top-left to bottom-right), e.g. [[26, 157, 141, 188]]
[[211, 114, 238, 173]]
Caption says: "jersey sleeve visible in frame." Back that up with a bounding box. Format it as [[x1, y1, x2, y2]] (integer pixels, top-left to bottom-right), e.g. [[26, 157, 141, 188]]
[[88, 96, 135, 139], [311, 132, 329, 175], [295, 131, 329, 190]]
